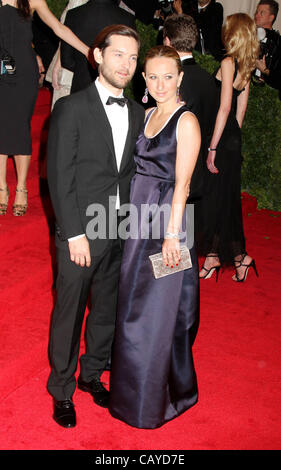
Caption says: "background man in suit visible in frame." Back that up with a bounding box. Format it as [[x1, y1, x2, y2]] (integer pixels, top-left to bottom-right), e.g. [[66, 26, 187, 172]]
[[163, 13, 217, 201], [60, 0, 136, 93], [47, 25, 145, 428], [175, 0, 224, 61]]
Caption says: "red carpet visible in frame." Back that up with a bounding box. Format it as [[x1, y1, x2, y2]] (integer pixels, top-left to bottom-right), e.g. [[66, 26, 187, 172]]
[[0, 89, 280, 450]]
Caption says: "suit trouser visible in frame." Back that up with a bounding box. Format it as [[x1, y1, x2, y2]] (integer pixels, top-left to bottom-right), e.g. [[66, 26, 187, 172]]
[[47, 237, 123, 401]]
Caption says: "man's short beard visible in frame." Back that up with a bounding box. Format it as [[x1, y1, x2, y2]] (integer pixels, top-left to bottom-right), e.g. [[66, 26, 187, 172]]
[[100, 64, 131, 90]]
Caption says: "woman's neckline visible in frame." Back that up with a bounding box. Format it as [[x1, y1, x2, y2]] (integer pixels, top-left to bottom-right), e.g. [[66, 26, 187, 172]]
[[214, 75, 245, 92], [144, 105, 184, 140]]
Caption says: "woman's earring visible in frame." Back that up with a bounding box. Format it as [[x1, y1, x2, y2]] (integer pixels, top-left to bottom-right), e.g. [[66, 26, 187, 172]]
[[176, 87, 180, 104], [142, 87, 148, 104]]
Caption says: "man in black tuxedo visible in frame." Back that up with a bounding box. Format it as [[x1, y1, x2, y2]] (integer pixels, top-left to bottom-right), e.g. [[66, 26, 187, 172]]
[[60, 0, 136, 93], [47, 25, 144, 428], [163, 13, 217, 201]]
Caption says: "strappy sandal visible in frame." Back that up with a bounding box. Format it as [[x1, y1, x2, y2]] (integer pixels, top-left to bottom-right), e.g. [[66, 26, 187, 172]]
[[233, 253, 259, 282], [0, 186, 9, 215], [199, 254, 221, 282], [13, 188, 28, 216]]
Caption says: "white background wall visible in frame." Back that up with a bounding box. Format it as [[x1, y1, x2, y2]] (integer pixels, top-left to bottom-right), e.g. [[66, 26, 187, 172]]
[[219, 0, 281, 32]]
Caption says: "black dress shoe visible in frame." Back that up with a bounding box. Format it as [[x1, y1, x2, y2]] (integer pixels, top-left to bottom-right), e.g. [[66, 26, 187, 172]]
[[53, 399, 76, 428], [78, 376, 110, 408]]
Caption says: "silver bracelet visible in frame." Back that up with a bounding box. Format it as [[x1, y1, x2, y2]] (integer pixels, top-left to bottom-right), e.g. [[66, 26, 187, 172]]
[[208, 147, 217, 152], [165, 232, 179, 239]]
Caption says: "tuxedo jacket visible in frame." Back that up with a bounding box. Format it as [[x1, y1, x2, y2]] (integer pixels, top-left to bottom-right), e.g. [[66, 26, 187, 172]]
[[60, 0, 136, 93], [180, 57, 218, 200], [263, 29, 281, 92], [120, 0, 158, 25], [47, 82, 145, 256]]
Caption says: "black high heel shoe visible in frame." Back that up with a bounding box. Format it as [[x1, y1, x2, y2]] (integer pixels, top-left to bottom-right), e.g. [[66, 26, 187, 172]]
[[199, 254, 221, 282], [233, 254, 259, 282]]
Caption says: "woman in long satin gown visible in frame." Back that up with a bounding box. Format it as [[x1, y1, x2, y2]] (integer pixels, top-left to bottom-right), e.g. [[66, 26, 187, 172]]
[[196, 13, 260, 282], [109, 45, 201, 429]]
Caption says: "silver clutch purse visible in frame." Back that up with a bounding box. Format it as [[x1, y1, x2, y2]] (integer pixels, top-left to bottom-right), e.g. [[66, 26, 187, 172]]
[[149, 245, 192, 279]]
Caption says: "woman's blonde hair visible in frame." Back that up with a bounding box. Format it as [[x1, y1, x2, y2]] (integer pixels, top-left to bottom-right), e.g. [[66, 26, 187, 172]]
[[222, 13, 260, 87]]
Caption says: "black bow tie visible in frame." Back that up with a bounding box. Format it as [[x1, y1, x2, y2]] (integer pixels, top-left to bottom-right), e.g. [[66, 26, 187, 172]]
[[106, 96, 128, 107]]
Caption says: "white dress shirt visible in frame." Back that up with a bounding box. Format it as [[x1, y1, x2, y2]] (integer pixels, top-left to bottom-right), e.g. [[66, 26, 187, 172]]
[[198, 1, 211, 12], [68, 78, 129, 241], [180, 54, 194, 62]]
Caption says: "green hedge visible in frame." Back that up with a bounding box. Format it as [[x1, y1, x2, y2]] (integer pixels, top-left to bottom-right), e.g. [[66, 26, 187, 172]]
[[46, 0, 68, 17], [46, 2, 281, 211], [241, 83, 281, 211]]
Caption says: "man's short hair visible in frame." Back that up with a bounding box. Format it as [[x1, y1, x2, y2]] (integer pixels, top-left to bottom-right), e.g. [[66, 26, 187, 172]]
[[258, 0, 279, 23], [163, 14, 198, 53], [89, 24, 140, 67], [93, 24, 140, 52]]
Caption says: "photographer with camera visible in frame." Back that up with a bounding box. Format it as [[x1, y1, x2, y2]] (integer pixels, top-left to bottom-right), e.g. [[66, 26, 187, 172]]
[[120, 1, 183, 39], [152, 0, 179, 43], [254, 0, 281, 94]]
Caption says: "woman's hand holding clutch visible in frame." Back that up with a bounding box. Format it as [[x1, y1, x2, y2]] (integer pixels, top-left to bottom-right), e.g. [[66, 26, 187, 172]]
[[162, 237, 181, 268]]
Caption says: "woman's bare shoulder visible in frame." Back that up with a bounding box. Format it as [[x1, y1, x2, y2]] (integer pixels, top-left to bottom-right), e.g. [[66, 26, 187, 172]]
[[221, 56, 235, 70], [178, 110, 199, 127], [145, 107, 154, 117]]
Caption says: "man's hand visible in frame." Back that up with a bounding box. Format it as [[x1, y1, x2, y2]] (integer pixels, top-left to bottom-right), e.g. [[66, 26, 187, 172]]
[[36, 55, 45, 87], [68, 236, 91, 267], [173, 0, 183, 14], [36, 54, 45, 75], [256, 55, 270, 75]]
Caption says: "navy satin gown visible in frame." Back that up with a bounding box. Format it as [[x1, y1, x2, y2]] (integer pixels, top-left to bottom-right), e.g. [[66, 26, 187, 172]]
[[109, 106, 199, 429]]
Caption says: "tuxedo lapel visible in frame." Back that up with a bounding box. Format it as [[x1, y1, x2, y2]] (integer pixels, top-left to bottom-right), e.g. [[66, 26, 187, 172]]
[[119, 99, 137, 173], [87, 85, 137, 174], [87, 84, 117, 171]]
